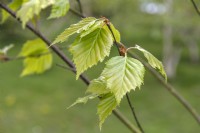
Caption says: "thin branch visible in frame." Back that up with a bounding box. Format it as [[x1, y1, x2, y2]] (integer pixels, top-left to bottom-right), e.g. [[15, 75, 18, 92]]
[[191, 0, 200, 16], [69, 8, 86, 18], [0, 2, 140, 133], [126, 94, 144, 133], [113, 110, 142, 133], [56, 64, 76, 73], [106, 22, 145, 132], [128, 52, 200, 124], [76, 0, 83, 15], [106, 17, 200, 125], [56, 64, 141, 133]]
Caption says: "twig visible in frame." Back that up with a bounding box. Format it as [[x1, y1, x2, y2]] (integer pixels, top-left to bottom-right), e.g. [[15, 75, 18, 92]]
[[0, 2, 140, 133], [76, 0, 83, 15], [128, 52, 200, 124], [69, 8, 85, 18], [191, 0, 200, 16], [106, 22, 145, 132], [106, 16, 200, 125], [56, 64, 76, 73], [126, 94, 144, 133], [57, 63, 143, 133]]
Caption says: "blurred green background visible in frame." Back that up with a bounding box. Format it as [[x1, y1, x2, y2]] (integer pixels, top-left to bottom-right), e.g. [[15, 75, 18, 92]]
[[0, 0, 200, 133]]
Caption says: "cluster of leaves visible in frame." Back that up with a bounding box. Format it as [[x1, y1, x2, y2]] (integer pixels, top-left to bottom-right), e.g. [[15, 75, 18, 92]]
[[1, 0, 70, 27], [0, 0, 70, 76], [1, 1, 166, 130], [52, 17, 167, 129]]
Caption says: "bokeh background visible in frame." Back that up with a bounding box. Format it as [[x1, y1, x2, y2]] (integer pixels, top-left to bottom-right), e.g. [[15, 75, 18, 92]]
[[0, 0, 200, 132]]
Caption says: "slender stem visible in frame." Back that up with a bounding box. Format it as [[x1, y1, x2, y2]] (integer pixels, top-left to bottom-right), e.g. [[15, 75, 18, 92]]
[[0, 2, 140, 133], [76, 0, 83, 15], [126, 94, 144, 133], [191, 0, 200, 16], [113, 109, 142, 133], [56, 63, 141, 133], [106, 23, 145, 132], [69, 8, 85, 18], [106, 18, 200, 125], [128, 52, 200, 124]]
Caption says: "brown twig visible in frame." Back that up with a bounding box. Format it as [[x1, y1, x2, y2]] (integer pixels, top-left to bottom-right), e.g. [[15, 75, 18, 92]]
[[191, 0, 200, 16], [128, 52, 200, 124]]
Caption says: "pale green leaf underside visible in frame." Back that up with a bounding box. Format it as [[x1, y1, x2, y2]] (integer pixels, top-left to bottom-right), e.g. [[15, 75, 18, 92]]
[[86, 76, 110, 95], [19, 39, 52, 77], [52, 17, 97, 44], [48, 0, 70, 19], [135, 45, 167, 80], [67, 94, 98, 109], [101, 56, 145, 103], [1, 0, 23, 24], [97, 93, 118, 130], [70, 27, 113, 79]]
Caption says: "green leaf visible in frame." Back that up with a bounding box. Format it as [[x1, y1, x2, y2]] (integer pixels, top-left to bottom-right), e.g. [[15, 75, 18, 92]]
[[19, 39, 52, 77], [101, 55, 145, 103], [52, 17, 97, 44], [0, 44, 14, 55], [104, 23, 121, 42], [110, 23, 121, 42], [80, 19, 105, 38], [48, 0, 70, 19], [16, 0, 54, 28], [97, 93, 118, 130], [1, 0, 23, 24], [67, 94, 98, 109], [69, 27, 113, 79], [86, 76, 110, 95], [134, 45, 167, 80]]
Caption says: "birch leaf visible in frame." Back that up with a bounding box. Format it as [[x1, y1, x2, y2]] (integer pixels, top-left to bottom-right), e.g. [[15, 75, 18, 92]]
[[67, 94, 98, 109], [135, 45, 167, 80], [101, 55, 145, 103], [70, 27, 113, 79], [48, 0, 70, 19], [52, 17, 97, 44], [19, 39, 52, 77], [97, 93, 118, 130]]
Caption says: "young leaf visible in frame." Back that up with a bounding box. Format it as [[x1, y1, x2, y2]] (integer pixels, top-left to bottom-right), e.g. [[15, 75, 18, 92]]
[[69, 27, 113, 79], [48, 0, 70, 19], [134, 45, 167, 80], [97, 93, 118, 130], [104, 23, 121, 42], [1, 0, 23, 24], [16, 0, 54, 28], [110, 23, 121, 42], [80, 19, 105, 38], [67, 94, 98, 109], [19, 39, 52, 77], [86, 76, 110, 95], [52, 17, 97, 44], [101, 55, 145, 103]]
